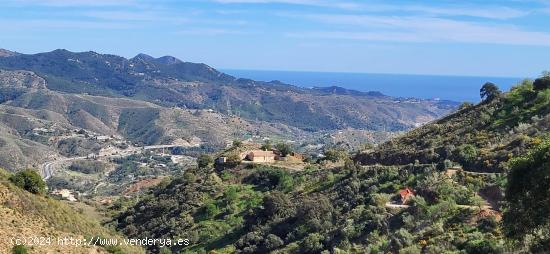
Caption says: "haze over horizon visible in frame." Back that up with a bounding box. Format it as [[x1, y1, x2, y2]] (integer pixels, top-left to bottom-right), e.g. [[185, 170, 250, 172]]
[[1, 0, 550, 77]]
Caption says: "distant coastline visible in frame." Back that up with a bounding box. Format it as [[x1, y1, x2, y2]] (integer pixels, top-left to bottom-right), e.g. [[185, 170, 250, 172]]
[[223, 69, 524, 102]]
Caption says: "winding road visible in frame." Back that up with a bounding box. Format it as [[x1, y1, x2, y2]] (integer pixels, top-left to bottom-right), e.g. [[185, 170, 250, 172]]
[[40, 156, 86, 180], [39, 145, 180, 180]]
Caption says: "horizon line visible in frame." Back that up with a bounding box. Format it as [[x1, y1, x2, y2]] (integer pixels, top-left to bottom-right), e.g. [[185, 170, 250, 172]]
[[220, 68, 528, 80]]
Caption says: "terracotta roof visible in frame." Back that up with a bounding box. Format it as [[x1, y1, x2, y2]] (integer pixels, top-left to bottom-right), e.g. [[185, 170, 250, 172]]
[[399, 188, 414, 198]]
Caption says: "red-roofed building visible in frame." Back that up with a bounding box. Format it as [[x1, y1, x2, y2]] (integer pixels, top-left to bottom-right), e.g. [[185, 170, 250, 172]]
[[399, 188, 415, 205]]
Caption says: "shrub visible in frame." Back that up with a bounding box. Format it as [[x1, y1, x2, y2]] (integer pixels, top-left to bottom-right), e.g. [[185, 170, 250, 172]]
[[459, 102, 474, 111], [197, 154, 213, 169], [232, 140, 243, 147], [226, 154, 242, 167], [478, 216, 498, 233], [301, 233, 324, 253], [324, 148, 347, 162], [261, 191, 295, 219], [235, 231, 263, 253], [159, 247, 173, 254], [11, 245, 28, 254], [399, 245, 421, 254], [265, 234, 284, 250], [69, 160, 107, 174], [205, 203, 220, 218], [533, 76, 550, 91], [436, 161, 446, 171], [463, 238, 501, 254], [276, 143, 293, 157], [436, 159, 454, 171], [9, 169, 46, 194], [504, 138, 550, 247], [261, 140, 272, 151], [457, 144, 478, 164], [243, 168, 294, 192]]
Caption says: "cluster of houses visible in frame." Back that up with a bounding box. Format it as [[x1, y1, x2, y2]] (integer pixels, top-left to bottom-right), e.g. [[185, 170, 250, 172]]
[[35, 126, 120, 146], [32, 127, 55, 135]]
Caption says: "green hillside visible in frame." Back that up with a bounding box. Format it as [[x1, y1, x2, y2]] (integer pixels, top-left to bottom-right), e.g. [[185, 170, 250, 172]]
[[114, 158, 510, 253], [355, 79, 550, 173], [113, 78, 549, 253]]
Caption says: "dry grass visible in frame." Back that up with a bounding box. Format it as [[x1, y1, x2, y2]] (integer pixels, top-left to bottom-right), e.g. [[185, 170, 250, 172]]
[[0, 169, 144, 253]]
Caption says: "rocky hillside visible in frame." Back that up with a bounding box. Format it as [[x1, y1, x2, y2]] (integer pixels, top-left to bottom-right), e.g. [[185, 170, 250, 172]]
[[0, 69, 311, 170], [0, 49, 459, 171], [0, 48, 457, 132]]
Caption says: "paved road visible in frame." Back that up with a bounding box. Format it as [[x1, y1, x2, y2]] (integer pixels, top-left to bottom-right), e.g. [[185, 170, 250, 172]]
[[143, 145, 179, 150], [41, 156, 86, 180], [39, 144, 181, 179]]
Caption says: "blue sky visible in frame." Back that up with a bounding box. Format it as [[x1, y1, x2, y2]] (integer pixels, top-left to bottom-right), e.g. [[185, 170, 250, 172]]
[[0, 0, 549, 77]]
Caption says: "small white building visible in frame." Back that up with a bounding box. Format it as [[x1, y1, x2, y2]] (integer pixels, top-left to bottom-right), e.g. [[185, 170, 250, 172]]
[[96, 136, 112, 142], [51, 189, 77, 202]]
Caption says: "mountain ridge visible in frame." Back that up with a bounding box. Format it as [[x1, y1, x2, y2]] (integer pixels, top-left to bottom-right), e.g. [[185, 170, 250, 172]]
[[0, 48, 19, 57], [0, 48, 458, 132]]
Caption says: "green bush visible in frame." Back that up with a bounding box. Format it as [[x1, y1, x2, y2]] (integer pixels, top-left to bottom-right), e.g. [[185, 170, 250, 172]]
[[324, 148, 347, 162], [504, 137, 550, 250], [205, 203, 220, 218], [457, 144, 478, 164], [463, 238, 501, 254], [225, 153, 242, 167], [276, 143, 293, 157], [301, 233, 324, 253], [261, 140, 272, 151], [11, 245, 29, 254], [9, 169, 46, 194], [197, 154, 213, 169], [533, 76, 550, 91], [159, 247, 173, 254], [232, 140, 243, 147], [69, 160, 107, 174], [459, 102, 474, 110], [243, 168, 294, 192]]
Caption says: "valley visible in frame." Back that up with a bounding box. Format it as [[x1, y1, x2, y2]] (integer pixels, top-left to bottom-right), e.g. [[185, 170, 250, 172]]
[[0, 48, 548, 254], [2, 0, 550, 252]]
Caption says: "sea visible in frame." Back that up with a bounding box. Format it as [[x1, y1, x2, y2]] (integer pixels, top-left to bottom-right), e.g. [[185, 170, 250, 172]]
[[222, 69, 525, 103]]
